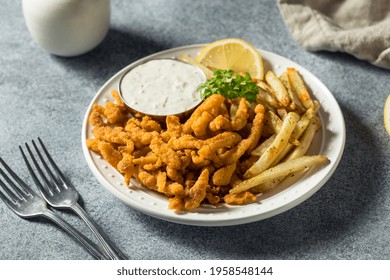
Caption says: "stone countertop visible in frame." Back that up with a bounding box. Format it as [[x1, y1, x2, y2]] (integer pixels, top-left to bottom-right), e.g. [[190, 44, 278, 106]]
[[0, 0, 389, 260]]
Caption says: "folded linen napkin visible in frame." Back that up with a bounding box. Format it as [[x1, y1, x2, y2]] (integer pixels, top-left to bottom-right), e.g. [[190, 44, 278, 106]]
[[278, 0, 390, 69]]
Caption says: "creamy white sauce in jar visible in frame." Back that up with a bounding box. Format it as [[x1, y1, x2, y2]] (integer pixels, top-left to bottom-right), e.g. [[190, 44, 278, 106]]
[[119, 59, 206, 116]]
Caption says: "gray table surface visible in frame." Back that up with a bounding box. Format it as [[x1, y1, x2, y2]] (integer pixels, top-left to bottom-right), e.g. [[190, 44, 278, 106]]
[[1, 0, 389, 260]]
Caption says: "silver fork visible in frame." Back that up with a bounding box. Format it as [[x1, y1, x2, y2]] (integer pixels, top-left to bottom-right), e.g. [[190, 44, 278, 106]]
[[20, 138, 126, 260], [0, 157, 109, 260]]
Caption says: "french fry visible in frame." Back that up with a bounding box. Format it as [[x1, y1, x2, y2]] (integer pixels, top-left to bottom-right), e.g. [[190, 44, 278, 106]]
[[287, 68, 314, 109], [289, 106, 316, 143], [265, 71, 291, 107], [279, 72, 305, 113], [178, 53, 213, 79], [272, 108, 318, 166], [285, 117, 320, 161], [277, 108, 288, 120], [252, 169, 306, 193], [256, 83, 282, 110], [244, 112, 299, 178], [251, 117, 321, 193], [230, 155, 329, 194], [251, 134, 276, 156], [265, 111, 282, 134]]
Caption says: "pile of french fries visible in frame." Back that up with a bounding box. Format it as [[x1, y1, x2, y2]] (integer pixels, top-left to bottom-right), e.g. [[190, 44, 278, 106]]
[[228, 67, 329, 195]]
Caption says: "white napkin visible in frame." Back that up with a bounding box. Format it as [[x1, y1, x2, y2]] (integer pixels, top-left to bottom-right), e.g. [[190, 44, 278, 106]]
[[278, 0, 390, 69]]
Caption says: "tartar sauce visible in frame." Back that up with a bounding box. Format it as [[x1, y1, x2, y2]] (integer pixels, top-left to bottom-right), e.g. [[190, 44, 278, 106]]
[[119, 59, 206, 116]]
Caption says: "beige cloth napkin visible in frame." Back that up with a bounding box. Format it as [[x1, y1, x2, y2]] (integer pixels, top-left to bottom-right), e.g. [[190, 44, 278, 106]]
[[278, 0, 390, 69]]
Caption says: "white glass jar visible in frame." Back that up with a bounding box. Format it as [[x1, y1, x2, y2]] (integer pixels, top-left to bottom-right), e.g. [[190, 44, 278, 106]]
[[22, 0, 110, 56]]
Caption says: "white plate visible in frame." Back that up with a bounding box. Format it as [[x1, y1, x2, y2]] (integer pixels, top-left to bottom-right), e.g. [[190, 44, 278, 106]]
[[81, 45, 346, 226]]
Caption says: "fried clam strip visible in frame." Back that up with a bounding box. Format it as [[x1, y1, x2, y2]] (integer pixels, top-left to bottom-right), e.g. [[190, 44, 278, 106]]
[[182, 94, 225, 134], [215, 104, 265, 165], [125, 118, 160, 148], [212, 163, 236, 186], [230, 155, 329, 194], [192, 111, 214, 136], [169, 169, 210, 211], [209, 97, 249, 132], [162, 115, 182, 139], [104, 101, 128, 126], [88, 104, 106, 127], [251, 117, 321, 193], [244, 112, 299, 178], [149, 137, 181, 170], [97, 141, 123, 169], [168, 134, 203, 150], [197, 131, 242, 160], [87, 101, 135, 174], [117, 154, 135, 186], [230, 97, 250, 131], [224, 191, 257, 205], [156, 171, 185, 197]]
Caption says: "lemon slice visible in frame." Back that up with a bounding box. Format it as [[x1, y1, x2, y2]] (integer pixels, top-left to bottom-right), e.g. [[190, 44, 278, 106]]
[[195, 38, 264, 80], [384, 94, 390, 136]]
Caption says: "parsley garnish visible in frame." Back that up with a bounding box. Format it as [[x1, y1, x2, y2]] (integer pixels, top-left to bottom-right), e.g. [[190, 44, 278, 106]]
[[198, 70, 258, 102]]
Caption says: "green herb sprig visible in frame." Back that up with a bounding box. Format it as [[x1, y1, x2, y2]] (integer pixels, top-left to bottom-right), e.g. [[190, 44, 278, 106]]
[[198, 70, 259, 102]]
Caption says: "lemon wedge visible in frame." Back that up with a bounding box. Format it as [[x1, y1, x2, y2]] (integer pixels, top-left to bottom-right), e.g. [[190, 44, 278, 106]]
[[195, 38, 264, 80], [384, 94, 390, 136]]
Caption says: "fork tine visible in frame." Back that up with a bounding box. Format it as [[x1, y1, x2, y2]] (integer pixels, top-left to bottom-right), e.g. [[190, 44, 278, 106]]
[[37, 137, 71, 187], [31, 140, 63, 190], [0, 172, 20, 204], [19, 146, 53, 198], [0, 157, 34, 200]]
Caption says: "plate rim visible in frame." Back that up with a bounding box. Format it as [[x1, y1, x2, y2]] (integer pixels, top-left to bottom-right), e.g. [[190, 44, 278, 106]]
[[81, 44, 346, 226]]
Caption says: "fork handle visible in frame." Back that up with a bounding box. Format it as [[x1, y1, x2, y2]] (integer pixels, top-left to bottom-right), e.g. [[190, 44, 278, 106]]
[[71, 203, 127, 260], [42, 209, 109, 260]]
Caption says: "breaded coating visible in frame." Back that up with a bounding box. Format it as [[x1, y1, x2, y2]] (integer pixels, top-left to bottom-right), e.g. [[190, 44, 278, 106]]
[[140, 115, 162, 132], [230, 97, 249, 131], [136, 170, 158, 191], [208, 98, 249, 132], [86, 138, 101, 153], [165, 182, 185, 197], [216, 104, 265, 165], [246, 103, 266, 153], [98, 141, 123, 168], [191, 111, 214, 136], [104, 102, 128, 125], [149, 137, 181, 170], [166, 166, 184, 184], [183, 169, 209, 211], [212, 163, 236, 186], [224, 191, 257, 205], [168, 134, 203, 150], [125, 118, 159, 148], [209, 115, 231, 131], [198, 132, 242, 160], [92, 126, 132, 145], [205, 192, 220, 205], [117, 154, 135, 185], [165, 115, 182, 137], [182, 94, 224, 134], [88, 104, 106, 127]]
